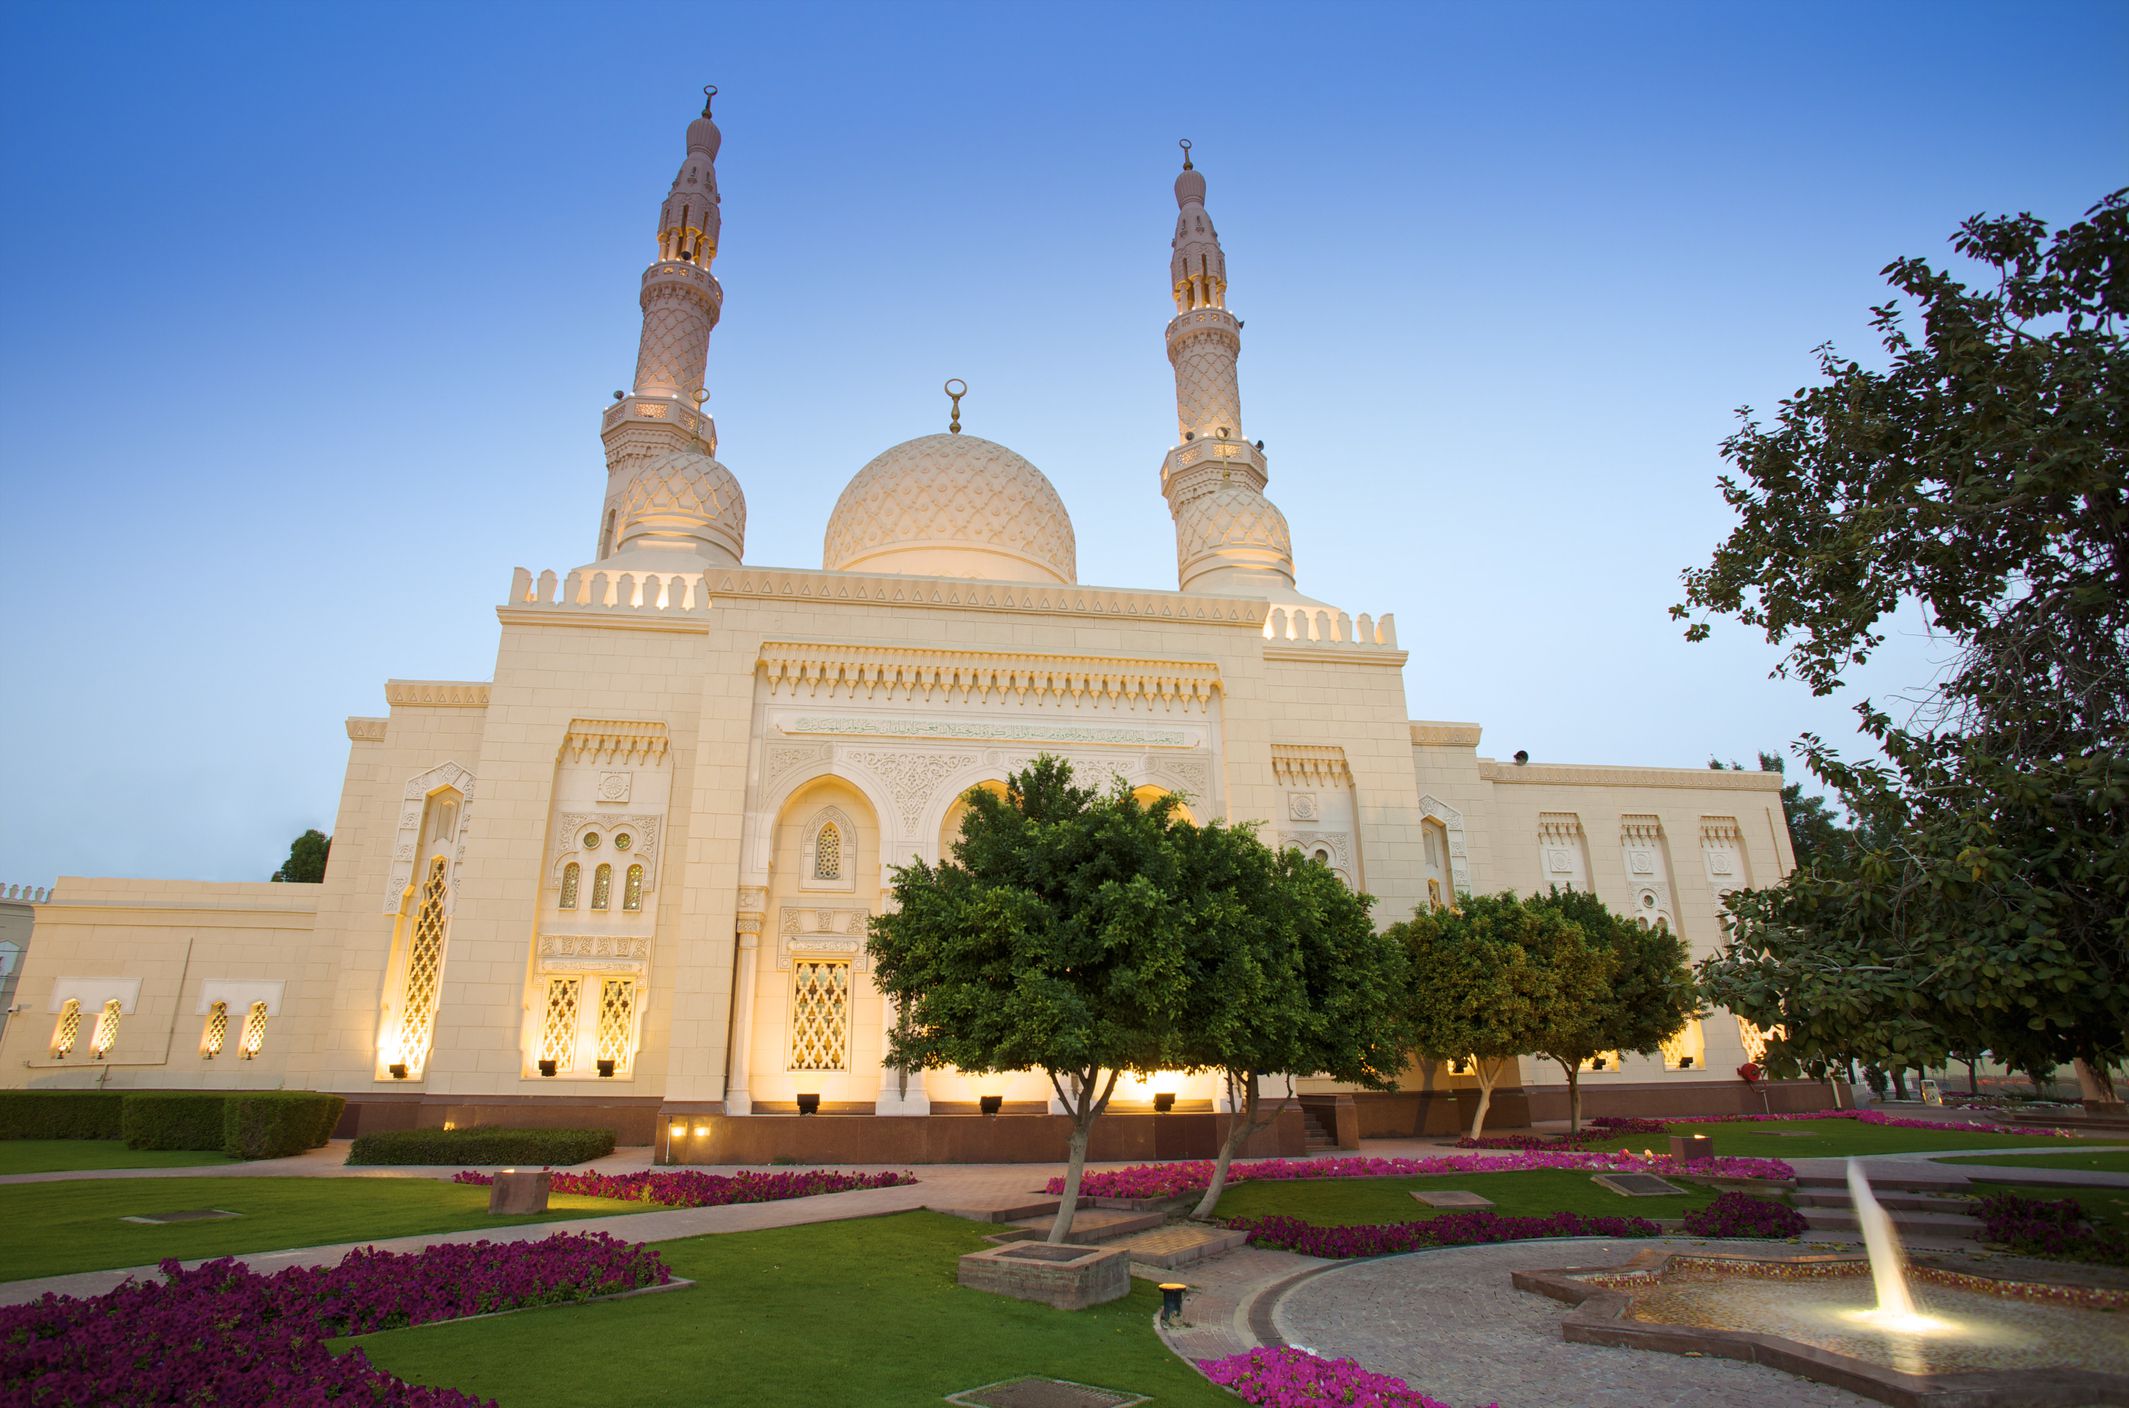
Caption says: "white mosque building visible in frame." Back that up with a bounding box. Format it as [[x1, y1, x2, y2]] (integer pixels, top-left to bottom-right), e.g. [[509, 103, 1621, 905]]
[[0, 92, 1819, 1159]]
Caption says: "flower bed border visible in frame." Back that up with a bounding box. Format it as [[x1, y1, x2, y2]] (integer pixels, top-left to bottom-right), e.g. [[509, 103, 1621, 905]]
[[1050, 1149, 1792, 1201]]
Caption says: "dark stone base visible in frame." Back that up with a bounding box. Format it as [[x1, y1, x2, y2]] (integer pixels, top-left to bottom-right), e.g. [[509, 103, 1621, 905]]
[[957, 1242, 1130, 1309]]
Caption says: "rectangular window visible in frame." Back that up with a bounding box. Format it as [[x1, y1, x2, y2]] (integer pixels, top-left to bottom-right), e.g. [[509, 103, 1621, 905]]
[[90, 999, 123, 1060], [202, 1001, 230, 1059], [238, 1001, 271, 1060], [790, 960, 850, 1071], [52, 999, 81, 1059], [542, 977, 581, 1072], [597, 978, 636, 1074]]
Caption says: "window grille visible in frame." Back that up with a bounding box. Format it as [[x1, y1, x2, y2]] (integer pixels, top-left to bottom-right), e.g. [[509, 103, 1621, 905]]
[[591, 863, 612, 910], [541, 977, 580, 1071], [1427, 878, 1444, 911], [90, 999, 123, 1060], [790, 960, 850, 1070], [596, 978, 636, 1073], [238, 1001, 270, 1060], [202, 1000, 229, 1059], [397, 855, 450, 1077], [1578, 1048, 1621, 1073], [623, 864, 644, 911], [560, 862, 580, 909], [1660, 1019, 1704, 1071], [52, 998, 81, 1059], [1736, 1017, 1782, 1065], [814, 823, 842, 881]]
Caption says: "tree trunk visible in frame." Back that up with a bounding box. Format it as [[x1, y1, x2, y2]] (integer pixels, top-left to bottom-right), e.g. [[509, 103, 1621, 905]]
[[1890, 1068, 1908, 1100], [1468, 1058, 1501, 1140], [2075, 1054, 2121, 1109], [1963, 1056, 1978, 1097], [1191, 1070, 1264, 1221], [1049, 1121, 1090, 1244], [1556, 1059, 1582, 1136], [1047, 1067, 1120, 1244]]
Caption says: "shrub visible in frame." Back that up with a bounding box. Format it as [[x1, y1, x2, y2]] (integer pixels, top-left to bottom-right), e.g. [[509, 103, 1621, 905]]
[[1973, 1190, 2129, 1265], [1680, 1191, 1808, 1238], [1229, 1209, 1661, 1257], [452, 1166, 916, 1207], [122, 1093, 229, 1150], [221, 1092, 345, 1160], [348, 1126, 617, 1166], [1590, 1115, 1668, 1135], [0, 1232, 667, 1407], [0, 1090, 125, 1140]]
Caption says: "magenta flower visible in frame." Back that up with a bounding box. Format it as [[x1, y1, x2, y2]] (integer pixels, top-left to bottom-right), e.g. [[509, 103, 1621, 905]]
[[1199, 1346, 1498, 1407], [449, 1166, 915, 1207]]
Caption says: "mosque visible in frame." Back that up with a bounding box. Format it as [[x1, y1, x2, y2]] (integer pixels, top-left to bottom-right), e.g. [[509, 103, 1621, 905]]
[[0, 92, 1823, 1159]]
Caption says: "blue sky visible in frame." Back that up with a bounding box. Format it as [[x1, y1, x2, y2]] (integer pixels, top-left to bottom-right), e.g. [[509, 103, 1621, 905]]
[[2, 1, 2123, 885]]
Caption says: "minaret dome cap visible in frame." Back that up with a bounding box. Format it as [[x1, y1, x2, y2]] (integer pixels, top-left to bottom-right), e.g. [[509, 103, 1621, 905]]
[[687, 85, 722, 158], [1174, 139, 1205, 207]]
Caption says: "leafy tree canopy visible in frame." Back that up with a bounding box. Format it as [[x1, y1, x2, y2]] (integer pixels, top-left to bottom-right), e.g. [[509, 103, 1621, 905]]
[[271, 829, 331, 884]]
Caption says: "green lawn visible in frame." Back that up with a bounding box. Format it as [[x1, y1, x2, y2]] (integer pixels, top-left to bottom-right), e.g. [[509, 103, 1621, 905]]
[[0, 1176, 641, 1281], [1579, 1117, 2082, 1160], [1939, 1149, 2129, 1174], [356, 1212, 1231, 1408], [1969, 1180, 2129, 1240], [1210, 1167, 1723, 1226], [0, 1140, 235, 1175]]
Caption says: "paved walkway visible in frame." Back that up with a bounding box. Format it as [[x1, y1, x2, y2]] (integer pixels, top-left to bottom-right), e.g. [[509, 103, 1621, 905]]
[[1271, 1237, 1877, 1408]]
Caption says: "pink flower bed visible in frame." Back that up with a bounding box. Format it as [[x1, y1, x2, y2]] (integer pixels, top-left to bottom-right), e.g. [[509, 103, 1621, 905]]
[[1655, 1109, 2079, 1136], [450, 1166, 915, 1207], [0, 1232, 667, 1407], [1049, 1149, 1792, 1200], [1231, 1209, 1661, 1258], [1678, 1191, 1808, 1238], [1200, 1347, 1498, 1407]]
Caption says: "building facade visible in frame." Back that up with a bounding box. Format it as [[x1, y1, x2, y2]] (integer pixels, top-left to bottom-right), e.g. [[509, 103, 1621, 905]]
[[0, 96, 1823, 1156]]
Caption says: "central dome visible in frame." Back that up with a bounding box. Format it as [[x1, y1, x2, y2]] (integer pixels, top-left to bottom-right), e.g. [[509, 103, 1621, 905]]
[[822, 433, 1077, 585]]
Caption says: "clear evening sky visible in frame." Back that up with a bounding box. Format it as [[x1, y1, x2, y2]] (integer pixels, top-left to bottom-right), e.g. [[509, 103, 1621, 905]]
[[2, 2, 2123, 886]]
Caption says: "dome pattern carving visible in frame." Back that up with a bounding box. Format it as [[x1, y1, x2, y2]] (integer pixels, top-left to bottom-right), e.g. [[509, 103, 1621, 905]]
[[615, 449, 746, 561], [823, 433, 1076, 585], [1175, 483, 1293, 587]]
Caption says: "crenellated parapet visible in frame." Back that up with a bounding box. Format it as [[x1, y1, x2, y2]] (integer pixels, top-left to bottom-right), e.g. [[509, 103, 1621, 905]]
[[0, 883, 51, 904], [1263, 606, 1398, 649]]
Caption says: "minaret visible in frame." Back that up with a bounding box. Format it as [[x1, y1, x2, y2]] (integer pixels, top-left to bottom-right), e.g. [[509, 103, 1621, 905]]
[[1160, 141, 1294, 596], [592, 86, 745, 568]]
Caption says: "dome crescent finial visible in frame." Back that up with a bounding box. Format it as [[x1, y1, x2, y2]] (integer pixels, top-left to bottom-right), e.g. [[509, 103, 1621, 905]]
[[944, 378, 967, 435], [1179, 137, 1193, 171], [701, 83, 718, 117]]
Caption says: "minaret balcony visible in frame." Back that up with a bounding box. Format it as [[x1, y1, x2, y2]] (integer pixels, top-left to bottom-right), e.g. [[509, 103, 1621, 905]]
[[1160, 439, 1267, 502], [602, 394, 718, 456]]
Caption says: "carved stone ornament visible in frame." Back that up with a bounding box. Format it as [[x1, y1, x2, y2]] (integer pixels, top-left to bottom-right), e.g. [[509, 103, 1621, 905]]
[[597, 771, 633, 803], [843, 749, 981, 831], [776, 905, 872, 972], [1548, 848, 1576, 874], [787, 715, 1189, 748], [551, 813, 662, 882], [1280, 829, 1353, 873], [1418, 794, 1474, 896], [1287, 792, 1318, 821], [539, 933, 652, 974], [382, 761, 476, 912]]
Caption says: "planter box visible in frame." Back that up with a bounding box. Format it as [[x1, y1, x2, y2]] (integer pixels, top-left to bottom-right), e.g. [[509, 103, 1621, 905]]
[[956, 1241, 1130, 1310]]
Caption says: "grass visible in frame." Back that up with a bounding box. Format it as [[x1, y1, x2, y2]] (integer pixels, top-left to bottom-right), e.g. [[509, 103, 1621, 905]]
[[355, 1211, 1232, 1408], [1210, 1167, 1723, 1226], [1577, 1117, 2081, 1159], [1939, 1149, 2129, 1174], [1969, 1180, 2129, 1240], [0, 1140, 235, 1175], [0, 1176, 642, 1281]]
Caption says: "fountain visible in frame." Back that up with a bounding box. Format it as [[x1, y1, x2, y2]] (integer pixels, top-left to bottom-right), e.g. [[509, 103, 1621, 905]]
[[1511, 1159, 2129, 1406]]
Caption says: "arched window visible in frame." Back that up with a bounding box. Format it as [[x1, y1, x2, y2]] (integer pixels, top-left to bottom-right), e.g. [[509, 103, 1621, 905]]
[[591, 864, 613, 910], [597, 978, 637, 1075], [623, 864, 644, 911], [239, 1001, 271, 1060], [541, 977, 580, 1073], [814, 823, 842, 881], [202, 1001, 230, 1059], [90, 999, 123, 1060], [51, 998, 81, 1059], [560, 862, 580, 909], [394, 855, 450, 1078]]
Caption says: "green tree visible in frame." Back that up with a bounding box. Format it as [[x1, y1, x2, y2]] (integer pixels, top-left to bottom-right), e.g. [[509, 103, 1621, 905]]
[[271, 829, 331, 884], [1390, 893, 1569, 1139], [868, 757, 1192, 1243], [1710, 752, 1865, 873], [1173, 830, 1410, 1219], [1526, 889, 1702, 1135], [1680, 190, 2129, 1087]]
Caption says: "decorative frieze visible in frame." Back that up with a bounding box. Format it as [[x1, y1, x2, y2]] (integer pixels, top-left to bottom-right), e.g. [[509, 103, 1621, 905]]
[[561, 719, 670, 766], [759, 643, 1220, 713], [382, 762, 476, 912], [345, 717, 387, 742], [844, 750, 982, 831], [1536, 812, 1589, 892], [384, 680, 492, 709], [776, 905, 871, 972], [784, 716, 1190, 748], [1270, 743, 1352, 788], [539, 933, 652, 973]]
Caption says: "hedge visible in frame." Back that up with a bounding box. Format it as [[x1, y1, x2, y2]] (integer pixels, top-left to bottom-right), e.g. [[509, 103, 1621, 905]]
[[347, 1127, 617, 1167], [224, 1092, 346, 1161], [122, 1093, 230, 1151], [0, 1091, 126, 1140], [0, 1090, 343, 1160]]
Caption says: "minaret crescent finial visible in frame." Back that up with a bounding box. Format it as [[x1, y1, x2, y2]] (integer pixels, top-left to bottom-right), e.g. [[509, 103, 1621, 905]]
[[1179, 137, 1193, 171], [944, 378, 967, 435], [702, 83, 718, 116]]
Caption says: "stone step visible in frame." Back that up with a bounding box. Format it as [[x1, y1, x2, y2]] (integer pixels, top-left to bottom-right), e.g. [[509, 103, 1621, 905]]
[[1009, 1206, 1170, 1243], [1795, 1170, 1970, 1194], [1794, 1189, 1974, 1212], [1115, 1223, 1251, 1270], [1799, 1206, 1983, 1235]]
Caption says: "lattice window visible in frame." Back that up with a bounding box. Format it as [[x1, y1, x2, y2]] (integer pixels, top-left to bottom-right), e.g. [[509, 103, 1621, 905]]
[[560, 862, 580, 909], [596, 978, 636, 1073], [397, 855, 450, 1077], [1427, 877, 1444, 911], [90, 999, 123, 1060], [238, 1001, 270, 1060], [814, 823, 842, 881], [541, 978, 580, 1072], [52, 999, 80, 1059], [202, 1001, 229, 1059], [1736, 1017, 1782, 1065], [591, 863, 612, 911], [1660, 1019, 1705, 1071], [623, 864, 644, 912], [790, 960, 850, 1071], [1578, 1049, 1622, 1073]]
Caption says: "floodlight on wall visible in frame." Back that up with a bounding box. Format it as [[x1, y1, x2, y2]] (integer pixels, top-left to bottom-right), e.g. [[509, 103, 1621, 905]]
[[597, 1059, 617, 1078], [796, 1093, 821, 1116], [1153, 1092, 1177, 1114], [389, 1063, 409, 1080], [538, 1059, 558, 1077], [979, 1095, 1004, 1116]]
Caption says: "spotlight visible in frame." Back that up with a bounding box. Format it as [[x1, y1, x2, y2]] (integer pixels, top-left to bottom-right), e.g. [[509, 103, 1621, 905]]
[[796, 1093, 821, 1116], [388, 1063, 409, 1080], [538, 1059, 558, 1077], [979, 1094, 1004, 1116], [597, 1059, 616, 1078]]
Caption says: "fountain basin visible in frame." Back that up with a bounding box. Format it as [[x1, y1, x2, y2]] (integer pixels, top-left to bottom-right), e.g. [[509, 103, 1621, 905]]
[[1514, 1250, 2129, 1407]]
